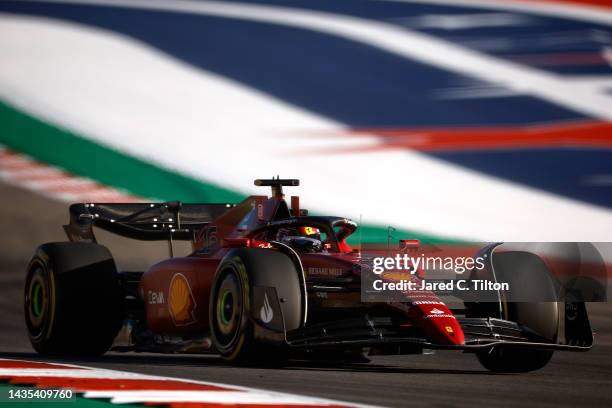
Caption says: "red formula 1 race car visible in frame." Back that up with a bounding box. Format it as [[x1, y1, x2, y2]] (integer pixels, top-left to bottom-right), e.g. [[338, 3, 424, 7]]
[[24, 179, 594, 372]]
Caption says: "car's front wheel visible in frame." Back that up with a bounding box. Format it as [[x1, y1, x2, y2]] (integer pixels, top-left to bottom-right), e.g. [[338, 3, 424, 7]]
[[471, 250, 560, 372]]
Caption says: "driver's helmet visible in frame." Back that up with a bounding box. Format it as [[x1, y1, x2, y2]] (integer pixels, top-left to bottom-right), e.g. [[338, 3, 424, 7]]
[[299, 226, 320, 241]]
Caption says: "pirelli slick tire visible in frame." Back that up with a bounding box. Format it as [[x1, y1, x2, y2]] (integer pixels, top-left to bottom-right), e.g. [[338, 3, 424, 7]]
[[24, 242, 123, 356], [210, 248, 301, 365], [475, 251, 560, 373]]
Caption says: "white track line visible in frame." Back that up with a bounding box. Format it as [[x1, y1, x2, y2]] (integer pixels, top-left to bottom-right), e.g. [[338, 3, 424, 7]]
[[0, 358, 375, 407], [83, 390, 345, 405]]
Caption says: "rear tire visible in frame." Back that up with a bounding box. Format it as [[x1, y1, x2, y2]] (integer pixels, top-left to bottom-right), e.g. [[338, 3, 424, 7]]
[[210, 248, 301, 365], [24, 242, 123, 356], [210, 263, 251, 362], [472, 251, 559, 373]]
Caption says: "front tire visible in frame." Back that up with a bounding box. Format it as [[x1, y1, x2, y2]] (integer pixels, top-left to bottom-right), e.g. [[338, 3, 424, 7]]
[[472, 250, 559, 373], [477, 345, 553, 373]]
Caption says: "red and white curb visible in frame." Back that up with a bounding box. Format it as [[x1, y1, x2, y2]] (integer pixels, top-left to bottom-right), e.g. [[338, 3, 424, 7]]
[[0, 145, 141, 203], [0, 358, 373, 407]]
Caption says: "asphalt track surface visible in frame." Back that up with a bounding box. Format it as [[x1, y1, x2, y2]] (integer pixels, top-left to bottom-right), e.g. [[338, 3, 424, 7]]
[[0, 180, 610, 407]]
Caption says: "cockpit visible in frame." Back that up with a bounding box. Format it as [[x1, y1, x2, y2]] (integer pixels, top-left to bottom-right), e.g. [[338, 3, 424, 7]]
[[250, 217, 357, 254], [225, 178, 358, 254]]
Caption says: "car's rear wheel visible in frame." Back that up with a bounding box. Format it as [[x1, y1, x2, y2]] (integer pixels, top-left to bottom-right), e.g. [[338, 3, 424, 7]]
[[24, 242, 123, 356], [210, 265, 248, 360], [210, 248, 302, 365]]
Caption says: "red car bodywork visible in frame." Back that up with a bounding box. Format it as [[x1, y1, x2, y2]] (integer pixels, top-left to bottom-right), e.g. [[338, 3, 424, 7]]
[[139, 190, 465, 346]]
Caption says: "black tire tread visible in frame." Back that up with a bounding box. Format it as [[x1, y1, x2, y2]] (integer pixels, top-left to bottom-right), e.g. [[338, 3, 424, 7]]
[[25, 242, 123, 356]]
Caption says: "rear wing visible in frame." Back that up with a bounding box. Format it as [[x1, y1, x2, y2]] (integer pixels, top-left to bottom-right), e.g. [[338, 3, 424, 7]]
[[64, 201, 235, 243]]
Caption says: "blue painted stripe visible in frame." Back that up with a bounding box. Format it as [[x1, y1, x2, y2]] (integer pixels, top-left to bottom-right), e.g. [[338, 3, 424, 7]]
[[0, 1, 585, 127]]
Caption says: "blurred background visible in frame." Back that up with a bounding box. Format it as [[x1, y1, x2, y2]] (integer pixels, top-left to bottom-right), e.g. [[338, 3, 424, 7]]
[[0, 1, 612, 405], [1, 0, 612, 243]]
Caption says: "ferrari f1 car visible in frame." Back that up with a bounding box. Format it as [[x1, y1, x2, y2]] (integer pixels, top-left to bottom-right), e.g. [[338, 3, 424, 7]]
[[25, 179, 595, 372]]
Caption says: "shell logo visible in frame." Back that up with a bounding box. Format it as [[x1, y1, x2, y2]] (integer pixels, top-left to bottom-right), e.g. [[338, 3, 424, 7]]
[[168, 273, 197, 326]]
